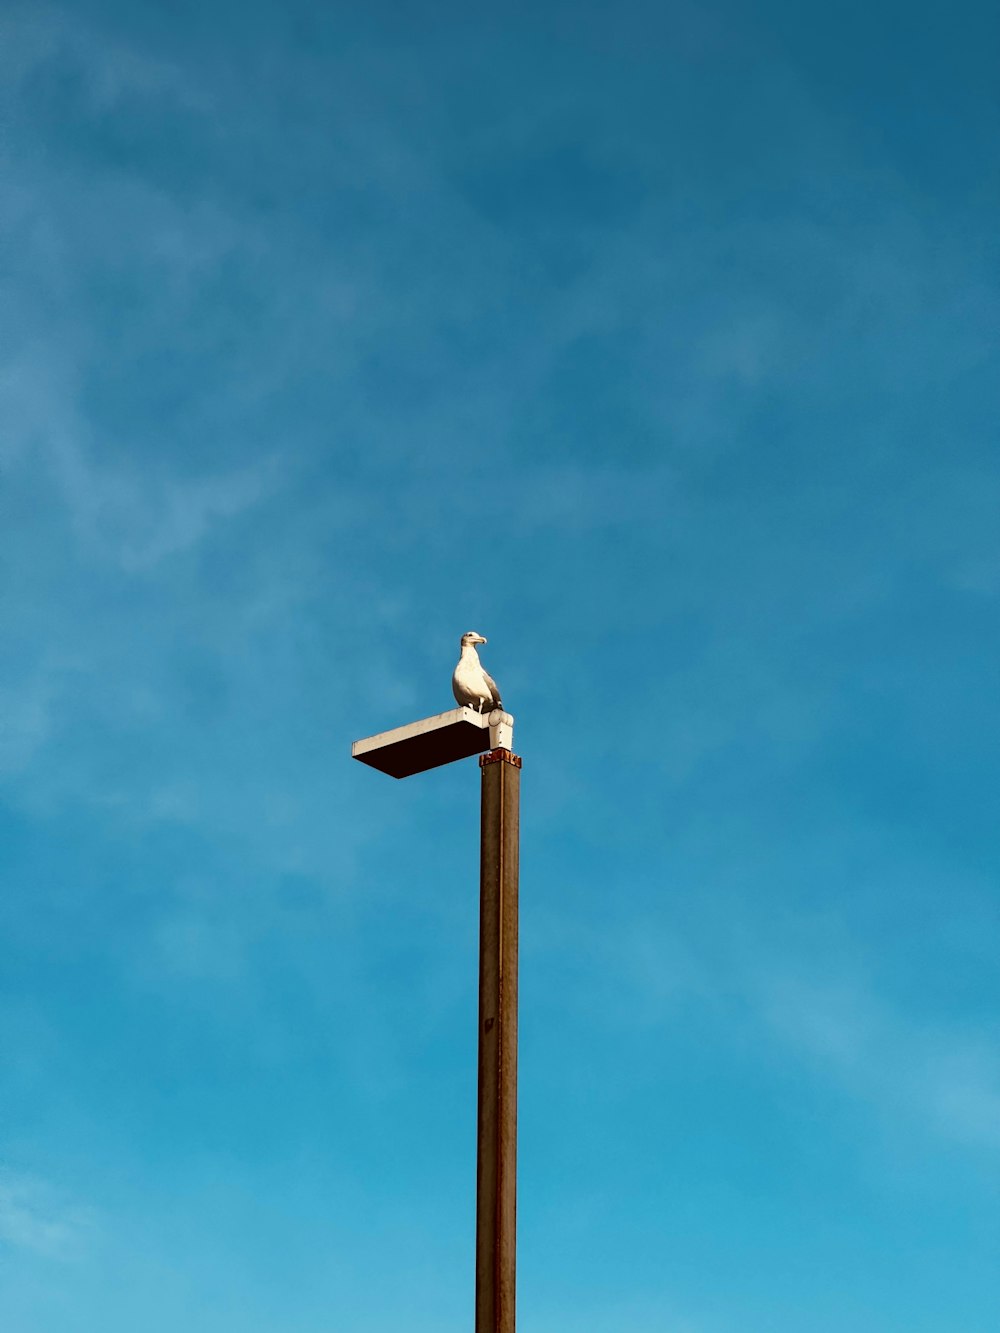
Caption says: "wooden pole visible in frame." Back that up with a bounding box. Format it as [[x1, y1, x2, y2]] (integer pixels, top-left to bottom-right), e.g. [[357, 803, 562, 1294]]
[[475, 748, 521, 1333]]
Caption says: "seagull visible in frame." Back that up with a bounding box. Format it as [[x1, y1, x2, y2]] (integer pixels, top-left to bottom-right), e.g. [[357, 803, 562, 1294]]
[[452, 631, 503, 714]]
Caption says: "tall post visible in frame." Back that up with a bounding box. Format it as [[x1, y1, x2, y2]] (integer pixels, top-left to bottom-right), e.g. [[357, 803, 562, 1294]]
[[476, 747, 521, 1333]]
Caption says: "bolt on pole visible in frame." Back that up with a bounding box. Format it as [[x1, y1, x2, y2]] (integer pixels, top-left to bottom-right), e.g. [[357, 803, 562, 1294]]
[[476, 747, 521, 1333]]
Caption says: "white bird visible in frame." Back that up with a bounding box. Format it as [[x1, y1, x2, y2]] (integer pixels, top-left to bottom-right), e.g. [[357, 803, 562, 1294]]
[[452, 631, 503, 714]]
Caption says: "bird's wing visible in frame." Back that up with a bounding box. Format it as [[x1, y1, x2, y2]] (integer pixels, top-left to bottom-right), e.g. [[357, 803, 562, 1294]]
[[482, 670, 502, 707]]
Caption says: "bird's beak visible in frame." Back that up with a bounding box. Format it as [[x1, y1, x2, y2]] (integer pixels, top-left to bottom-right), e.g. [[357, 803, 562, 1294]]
[[474, 635, 487, 644]]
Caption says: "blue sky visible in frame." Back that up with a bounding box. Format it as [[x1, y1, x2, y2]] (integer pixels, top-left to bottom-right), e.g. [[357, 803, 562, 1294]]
[[2, 1, 998, 1329]]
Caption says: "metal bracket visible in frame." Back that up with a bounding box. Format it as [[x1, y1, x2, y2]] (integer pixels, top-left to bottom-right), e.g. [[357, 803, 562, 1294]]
[[480, 749, 522, 769], [488, 707, 514, 751]]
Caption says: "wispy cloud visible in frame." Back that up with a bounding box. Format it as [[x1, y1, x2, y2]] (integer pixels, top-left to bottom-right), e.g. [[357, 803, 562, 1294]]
[[0, 679, 53, 776], [0, 2, 202, 114], [0, 1170, 94, 1260], [536, 904, 1000, 1160], [2, 348, 280, 570], [530, 1289, 714, 1333], [750, 968, 1000, 1154]]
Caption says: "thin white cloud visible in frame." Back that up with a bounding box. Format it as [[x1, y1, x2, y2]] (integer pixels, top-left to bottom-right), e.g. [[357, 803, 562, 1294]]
[[0, 681, 52, 776], [0, 2, 204, 114], [537, 908, 1000, 1160], [751, 967, 1000, 1156], [530, 1289, 714, 1333], [1, 348, 279, 569], [0, 1169, 93, 1260]]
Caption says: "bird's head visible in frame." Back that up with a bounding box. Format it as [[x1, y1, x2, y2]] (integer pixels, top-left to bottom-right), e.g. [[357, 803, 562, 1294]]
[[461, 631, 487, 647]]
